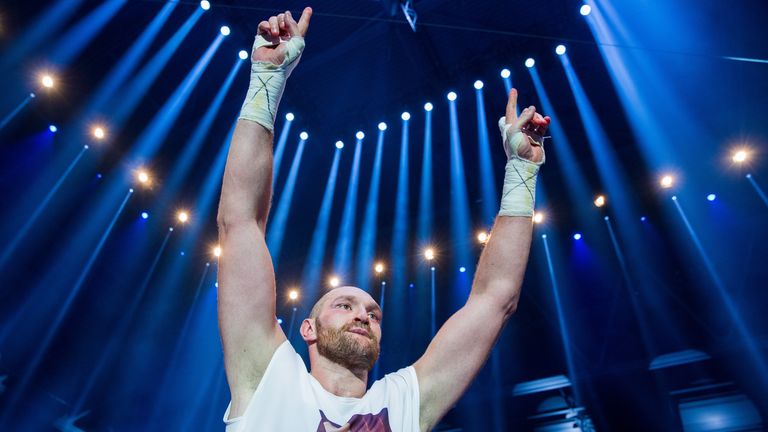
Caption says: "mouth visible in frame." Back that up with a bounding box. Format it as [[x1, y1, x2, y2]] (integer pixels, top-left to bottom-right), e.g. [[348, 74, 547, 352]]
[[347, 328, 370, 337]]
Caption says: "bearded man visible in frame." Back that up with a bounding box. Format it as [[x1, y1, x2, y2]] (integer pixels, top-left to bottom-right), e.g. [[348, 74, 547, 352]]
[[216, 6, 551, 431]]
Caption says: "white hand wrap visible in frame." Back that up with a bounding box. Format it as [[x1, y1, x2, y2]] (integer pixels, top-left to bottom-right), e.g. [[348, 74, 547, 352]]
[[498, 116, 545, 217], [239, 34, 305, 133]]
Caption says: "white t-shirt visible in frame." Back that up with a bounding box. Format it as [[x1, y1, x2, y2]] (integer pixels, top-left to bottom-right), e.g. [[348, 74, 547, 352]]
[[223, 341, 421, 431]]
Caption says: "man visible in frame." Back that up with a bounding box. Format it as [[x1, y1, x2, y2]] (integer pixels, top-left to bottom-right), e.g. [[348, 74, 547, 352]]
[[216, 7, 551, 431]]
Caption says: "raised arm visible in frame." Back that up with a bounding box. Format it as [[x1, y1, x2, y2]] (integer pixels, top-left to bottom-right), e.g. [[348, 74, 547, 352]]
[[414, 89, 550, 431], [216, 7, 312, 419]]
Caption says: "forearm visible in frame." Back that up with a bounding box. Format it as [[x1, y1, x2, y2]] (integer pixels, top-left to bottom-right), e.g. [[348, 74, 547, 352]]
[[218, 121, 273, 230], [471, 216, 532, 317]]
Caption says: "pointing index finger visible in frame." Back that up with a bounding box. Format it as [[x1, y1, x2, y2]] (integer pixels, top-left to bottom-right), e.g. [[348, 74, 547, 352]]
[[505, 88, 518, 124]]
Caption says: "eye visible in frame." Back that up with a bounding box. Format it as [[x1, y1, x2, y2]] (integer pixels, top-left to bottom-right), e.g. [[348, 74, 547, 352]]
[[368, 312, 380, 321], [336, 303, 352, 310]]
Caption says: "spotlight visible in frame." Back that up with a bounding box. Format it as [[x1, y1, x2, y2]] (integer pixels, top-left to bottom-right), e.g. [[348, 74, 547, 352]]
[[573, 233, 582, 240], [177, 211, 189, 224], [356, 131, 365, 140], [238, 50, 249, 60], [477, 231, 489, 244], [335, 140, 344, 149], [92, 126, 106, 140], [378, 122, 387, 131], [580, 4, 592, 16], [500, 68, 511, 79], [288, 289, 299, 300], [533, 212, 544, 224], [286, 112, 295, 121], [213, 245, 222, 257], [525, 58, 535, 68], [474, 80, 484, 90], [542, 234, 547, 239], [299, 131, 309, 140], [556, 45, 566, 55], [329, 276, 340, 288], [200, 0, 210, 10], [459, 266, 466, 273], [49, 125, 57, 133], [41, 74, 55, 88], [424, 248, 435, 261], [640, 216, 647, 222], [424, 102, 433, 111], [220, 26, 231, 36], [141, 212, 149, 220], [401, 112, 410, 121], [594, 195, 606, 207], [660, 175, 674, 189], [277, 318, 283, 324], [447, 91, 457, 101], [732, 149, 749, 163], [707, 194, 716, 201], [672, 195, 678, 201], [430, 266, 435, 271], [136, 169, 150, 185], [374, 262, 384, 274]]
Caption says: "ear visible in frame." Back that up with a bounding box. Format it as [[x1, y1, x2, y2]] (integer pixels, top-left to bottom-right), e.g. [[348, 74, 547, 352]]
[[300, 318, 317, 343]]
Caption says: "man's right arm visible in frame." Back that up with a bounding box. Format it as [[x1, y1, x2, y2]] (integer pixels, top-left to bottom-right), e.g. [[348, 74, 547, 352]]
[[216, 8, 312, 418]]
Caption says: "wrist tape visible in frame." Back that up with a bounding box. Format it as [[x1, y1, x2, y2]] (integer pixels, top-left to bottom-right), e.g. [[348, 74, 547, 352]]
[[498, 116, 545, 217], [239, 34, 305, 133]]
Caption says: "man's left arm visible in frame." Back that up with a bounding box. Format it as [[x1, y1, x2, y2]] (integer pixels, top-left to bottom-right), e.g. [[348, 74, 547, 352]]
[[413, 89, 550, 431]]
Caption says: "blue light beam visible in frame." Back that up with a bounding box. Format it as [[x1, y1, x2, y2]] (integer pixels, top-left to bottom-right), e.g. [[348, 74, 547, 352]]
[[333, 134, 364, 278], [474, 83, 498, 225], [391, 116, 411, 297], [0, 93, 36, 131], [356, 128, 387, 292], [49, 0, 128, 66]]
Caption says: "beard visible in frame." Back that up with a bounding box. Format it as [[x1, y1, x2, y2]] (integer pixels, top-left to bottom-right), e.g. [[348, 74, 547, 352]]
[[315, 317, 380, 371]]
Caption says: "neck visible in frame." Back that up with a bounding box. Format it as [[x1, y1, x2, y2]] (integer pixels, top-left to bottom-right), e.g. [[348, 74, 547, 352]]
[[309, 353, 369, 398]]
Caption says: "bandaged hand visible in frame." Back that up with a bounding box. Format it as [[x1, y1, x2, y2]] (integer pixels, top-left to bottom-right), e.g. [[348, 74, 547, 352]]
[[239, 7, 313, 133], [497, 89, 551, 217]]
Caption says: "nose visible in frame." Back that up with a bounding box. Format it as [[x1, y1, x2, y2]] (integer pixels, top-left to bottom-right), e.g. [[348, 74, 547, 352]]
[[353, 307, 369, 324]]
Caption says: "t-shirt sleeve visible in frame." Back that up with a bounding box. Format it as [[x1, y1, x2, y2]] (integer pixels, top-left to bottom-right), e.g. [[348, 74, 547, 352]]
[[383, 366, 421, 431]]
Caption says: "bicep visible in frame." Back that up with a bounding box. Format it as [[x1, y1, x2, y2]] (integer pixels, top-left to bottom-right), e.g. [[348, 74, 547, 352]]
[[413, 294, 506, 430], [217, 217, 286, 399]]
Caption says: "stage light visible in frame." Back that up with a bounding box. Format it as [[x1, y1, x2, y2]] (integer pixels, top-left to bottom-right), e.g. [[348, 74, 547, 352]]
[[378, 122, 387, 131], [356, 131, 365, 140], [424, 102, 433, 111], [660, 175, 674, 188], [542, 234, 547, 239], [500, 68, 511, 79], [49, 125, 57, 133], [424, 248, 435, 261], [707, 194, 716, 201], [299, 131, 308, 140], [238, 50, 249, 60], [671, 195, 678, 201], [200, 0, 210, 10], [213, 245, 222, 257], [136, 169, 150, 185], [288, 289, 299, 300], [732, 149, 749, 163], [329, 276, 340, 288], [556, 45, 566, 55], [459, 266, 466, 273], [474, 80, 484, 90], [401, 112, 410, 121], [447, 91, 457, 101], [580, 4, 592, 16], [335, 140, 344, 149], [533, 212, 544, 223], [641, 216, 647, 222], [177, 211, 189, 223], [41, 74, 55, 88], [277, 318, 283, 324], [594, 195, 606, 207], [477, 231, 489, 243], [525, 58, 535, 68], [286, 112, 294, 121], [141, 212, 149, 220], [374, 262, 384, 274], [92, 126, 106, 140], [220, 26, 231, 36], [573, 233, 582, 240]]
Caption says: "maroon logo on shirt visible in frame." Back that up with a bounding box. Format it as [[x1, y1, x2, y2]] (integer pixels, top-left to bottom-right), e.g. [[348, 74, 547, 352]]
[[316, 408, 392, 432]]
